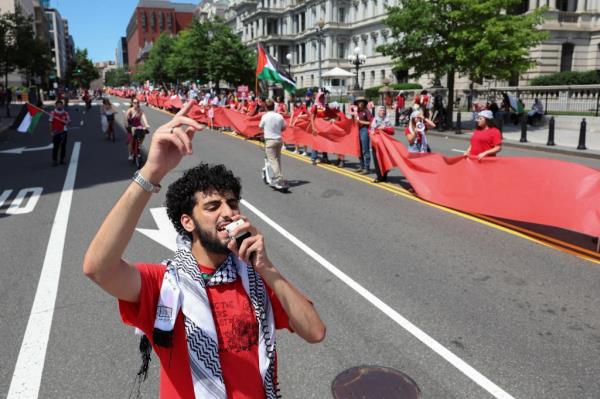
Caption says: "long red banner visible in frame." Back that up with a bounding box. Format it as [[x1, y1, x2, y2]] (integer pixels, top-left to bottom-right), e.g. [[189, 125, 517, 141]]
[[371, 131, 600, 238]]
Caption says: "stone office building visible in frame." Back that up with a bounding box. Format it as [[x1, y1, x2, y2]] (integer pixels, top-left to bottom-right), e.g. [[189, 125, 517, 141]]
[[223, 0, 600, 91]]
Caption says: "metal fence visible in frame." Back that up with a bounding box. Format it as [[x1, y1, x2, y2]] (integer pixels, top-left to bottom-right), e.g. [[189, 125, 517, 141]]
[[452, 85, 600, 116]]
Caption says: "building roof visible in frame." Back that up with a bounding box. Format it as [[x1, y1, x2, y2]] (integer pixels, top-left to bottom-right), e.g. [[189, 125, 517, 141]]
[[137, 0, 196, 13]]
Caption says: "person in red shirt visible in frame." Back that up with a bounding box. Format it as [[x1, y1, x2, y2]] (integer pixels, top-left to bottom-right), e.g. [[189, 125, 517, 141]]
[[464, 110, 502, 160], [394, 92, 406, 126], [83, 101, 325, 399], [49, 99, 71, 166]]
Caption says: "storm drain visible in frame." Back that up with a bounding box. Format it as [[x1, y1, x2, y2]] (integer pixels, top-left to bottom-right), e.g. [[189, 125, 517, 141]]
[[331, 366, 420, 399]]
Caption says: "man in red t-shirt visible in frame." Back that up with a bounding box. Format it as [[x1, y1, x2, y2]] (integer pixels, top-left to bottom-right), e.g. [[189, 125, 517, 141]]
[[83, 101, 325, 399], [49, 99, 71, 166], [464, 110, 502, 160]]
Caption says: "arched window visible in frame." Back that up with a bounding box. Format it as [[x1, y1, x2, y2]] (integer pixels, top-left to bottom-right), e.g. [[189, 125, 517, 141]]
[[560, 43, 574, 72]]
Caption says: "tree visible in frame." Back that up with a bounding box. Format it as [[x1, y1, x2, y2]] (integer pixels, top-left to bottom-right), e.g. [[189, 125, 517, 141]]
[[68, 48, 99, 88], [104, 67, 131, 87], [378, 0, 548, 127], [205, 20, 255, 88], [142, 33, 175, 85]]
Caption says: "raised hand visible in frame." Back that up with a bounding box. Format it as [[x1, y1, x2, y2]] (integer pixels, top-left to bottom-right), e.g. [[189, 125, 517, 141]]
[[141, 101, 205, 183]]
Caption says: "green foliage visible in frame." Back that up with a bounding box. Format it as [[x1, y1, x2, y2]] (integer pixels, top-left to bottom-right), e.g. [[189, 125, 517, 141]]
[[529, 70, 600, 86], [142, 33, 174, 84], [104, 68, 131, 87], [378, 0, 549, 123], [67, 48, 99, 88], [141, 19, 255, 87], [379, 0, 548, 82]]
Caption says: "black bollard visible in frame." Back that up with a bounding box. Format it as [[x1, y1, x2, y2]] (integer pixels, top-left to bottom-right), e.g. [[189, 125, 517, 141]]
[[519, 114, 527, 142], [577, 118, 587, 150], [546, 116, 555, 146], [455, 111, 462, 134]]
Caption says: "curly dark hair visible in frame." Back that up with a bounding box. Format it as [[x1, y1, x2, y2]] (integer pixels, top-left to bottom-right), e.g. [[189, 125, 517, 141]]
[[165, 163, 242, 237]]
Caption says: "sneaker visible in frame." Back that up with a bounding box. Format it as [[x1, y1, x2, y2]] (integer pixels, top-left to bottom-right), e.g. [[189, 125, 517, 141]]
[[311, 159, 317, 166], [292, 149, 299, 154], [360, 169, 370, 175], [301, 152, 309, 156], [355, 168, 364, 174], [339, 160, 345, 168], [128, 154, 133, 161]]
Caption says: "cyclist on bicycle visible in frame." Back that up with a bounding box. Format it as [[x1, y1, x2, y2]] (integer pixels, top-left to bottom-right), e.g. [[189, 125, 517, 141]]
[[125, 99, 150, 161]]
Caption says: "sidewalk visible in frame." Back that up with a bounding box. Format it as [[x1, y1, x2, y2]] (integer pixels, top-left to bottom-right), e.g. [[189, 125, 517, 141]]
[[0, 104, 19, 143]]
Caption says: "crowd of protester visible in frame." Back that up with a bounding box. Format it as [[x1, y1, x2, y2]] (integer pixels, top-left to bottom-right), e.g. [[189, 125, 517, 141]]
[[103, 84, 502, 186]]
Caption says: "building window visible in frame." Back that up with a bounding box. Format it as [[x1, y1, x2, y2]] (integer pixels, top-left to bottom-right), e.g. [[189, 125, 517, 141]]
[[395, 69, 408, 83], [167, 13, 173, 29], [337, 42, 346, 58], [380, 69, 385, 81], [141, 12, 147, 30], [361, 71, 365, 87], [560, 43, 574, 72], [370, 70, 375, 86], [160, 13, 165, 30], [150, 12, 156, 30], [301, 43, 306, 63], [339, 8, 346, 22], [311, 74, 314, 86], [301, 76, 304, 87]]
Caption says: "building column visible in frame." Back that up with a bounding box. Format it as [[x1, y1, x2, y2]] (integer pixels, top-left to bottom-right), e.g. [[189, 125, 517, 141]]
[[529, 0, 537, 10], [548, 0, 557, 9], [576, 0, 586, 12]]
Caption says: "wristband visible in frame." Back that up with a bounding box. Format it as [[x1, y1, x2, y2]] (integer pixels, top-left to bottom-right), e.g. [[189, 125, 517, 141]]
[[133, 170, 161, 193]]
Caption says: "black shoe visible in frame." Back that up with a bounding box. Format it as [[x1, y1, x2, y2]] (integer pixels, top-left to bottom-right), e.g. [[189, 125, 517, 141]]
[[373, 177, 387, 183], [332, 159, 340, 166], [355, 168, 364, 174], [59, 159, 66, 165]]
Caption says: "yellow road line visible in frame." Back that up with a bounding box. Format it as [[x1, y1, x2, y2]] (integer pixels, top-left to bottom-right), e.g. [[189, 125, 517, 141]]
[[148, 105, 600, 264]]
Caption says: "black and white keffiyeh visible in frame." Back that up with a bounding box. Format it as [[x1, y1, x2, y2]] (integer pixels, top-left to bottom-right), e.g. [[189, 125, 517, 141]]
[[152, 234, 277, 399]]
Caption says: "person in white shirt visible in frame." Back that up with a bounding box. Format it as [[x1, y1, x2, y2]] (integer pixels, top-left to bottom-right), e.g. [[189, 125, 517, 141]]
[[259, 99, 287, 189]]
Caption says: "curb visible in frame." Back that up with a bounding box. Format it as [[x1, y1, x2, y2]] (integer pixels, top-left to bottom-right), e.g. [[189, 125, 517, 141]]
[[420, 129, 600, 160]]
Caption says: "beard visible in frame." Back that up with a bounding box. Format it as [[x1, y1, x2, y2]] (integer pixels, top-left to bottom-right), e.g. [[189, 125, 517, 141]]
[[193, 217, 231, 255]]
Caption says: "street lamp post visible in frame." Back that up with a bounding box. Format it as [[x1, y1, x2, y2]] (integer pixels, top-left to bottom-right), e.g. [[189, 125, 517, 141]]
[[315, 19, 325, 89], [347, 47, 366, 91]]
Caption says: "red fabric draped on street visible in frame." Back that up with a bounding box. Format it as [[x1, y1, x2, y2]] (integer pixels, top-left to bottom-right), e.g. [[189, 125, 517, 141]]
[[371, 131, 600, 238], [282, 117, 360, 157]]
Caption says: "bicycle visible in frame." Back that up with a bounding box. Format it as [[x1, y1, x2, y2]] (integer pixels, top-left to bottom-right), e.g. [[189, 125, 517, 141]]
[[131, 126, 149, 169]]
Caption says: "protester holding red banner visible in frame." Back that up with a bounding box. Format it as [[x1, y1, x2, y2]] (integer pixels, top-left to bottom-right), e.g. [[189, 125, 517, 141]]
[[354, 98, 373, 174], [290, 99, 308, 155], [275, 96, 287, 115], [370, 106, 394, 183], [464, 110, 502, 160]]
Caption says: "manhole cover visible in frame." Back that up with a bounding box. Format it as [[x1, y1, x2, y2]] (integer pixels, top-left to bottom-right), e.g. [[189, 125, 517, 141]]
[[332, 366, 420, 399]]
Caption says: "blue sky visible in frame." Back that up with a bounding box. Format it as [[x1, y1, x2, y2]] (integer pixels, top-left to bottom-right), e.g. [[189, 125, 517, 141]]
[[47, 0, 197, 63]]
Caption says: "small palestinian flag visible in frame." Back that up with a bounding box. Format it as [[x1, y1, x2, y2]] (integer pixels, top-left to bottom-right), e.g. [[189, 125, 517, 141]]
[[13, 103, 44, 133], [256, 43, 296, 93]]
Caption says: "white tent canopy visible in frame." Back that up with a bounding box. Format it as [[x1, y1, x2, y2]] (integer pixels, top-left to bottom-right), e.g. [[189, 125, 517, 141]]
[[322, 67, 355, 78]]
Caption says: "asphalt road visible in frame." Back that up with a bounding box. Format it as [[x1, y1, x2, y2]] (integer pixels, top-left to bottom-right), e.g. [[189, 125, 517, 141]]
[[1, 98, 599, 399]]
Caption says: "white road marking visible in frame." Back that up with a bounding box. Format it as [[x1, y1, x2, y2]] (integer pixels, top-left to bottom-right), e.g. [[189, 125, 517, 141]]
[[0, 144, 53, 154], [6, 187, 43, 215], [7, 142, 81, 399], [451, 149, 465, 153], [80, 120, 84, 126], [113, 102, 120, 106], [241, 199, 516, 399], [0, 189, 13, 207]]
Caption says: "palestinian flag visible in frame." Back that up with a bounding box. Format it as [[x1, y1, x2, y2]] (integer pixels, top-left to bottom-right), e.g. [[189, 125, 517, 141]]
[[256, 43, 296, 93], [13, 103, 44, 133]]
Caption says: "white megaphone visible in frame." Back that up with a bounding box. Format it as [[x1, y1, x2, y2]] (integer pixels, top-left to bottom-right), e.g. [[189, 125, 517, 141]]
[[416, 122, 425, 132]]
